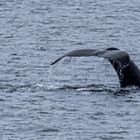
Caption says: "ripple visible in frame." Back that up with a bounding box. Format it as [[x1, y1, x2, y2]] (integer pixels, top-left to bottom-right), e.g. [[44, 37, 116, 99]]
[[40, 128, 60, 133], [99, 136, 125, 140], [109, 131, 128, 135], [0, 0, 140, 140], [0, 99, 5, 102]]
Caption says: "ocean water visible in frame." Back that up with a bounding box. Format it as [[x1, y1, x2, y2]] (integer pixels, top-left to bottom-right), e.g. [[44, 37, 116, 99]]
[[0, 0, 140, 139]]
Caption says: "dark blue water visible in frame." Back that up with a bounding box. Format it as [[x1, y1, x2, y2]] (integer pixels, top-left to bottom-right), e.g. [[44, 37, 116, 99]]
[[0, 0, 140, 139]]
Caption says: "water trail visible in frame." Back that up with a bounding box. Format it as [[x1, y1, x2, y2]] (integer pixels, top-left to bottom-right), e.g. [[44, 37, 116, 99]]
[[103, 58, 108, 64], [47, 59, 68, 89], [47, 57, 119, 90], [47, 65, 58, 89], [60, 57, 66, 64], [47, 57, 83, 90], [76, 57, 83, 64], [48, 65, 53, 83]]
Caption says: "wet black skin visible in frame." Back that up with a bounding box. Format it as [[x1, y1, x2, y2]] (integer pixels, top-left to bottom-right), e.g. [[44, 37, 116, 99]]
[[51, 47, 140, 88]]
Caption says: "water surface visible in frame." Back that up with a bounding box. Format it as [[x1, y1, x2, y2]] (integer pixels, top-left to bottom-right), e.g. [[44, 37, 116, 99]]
[[0, 0, 140, 139]]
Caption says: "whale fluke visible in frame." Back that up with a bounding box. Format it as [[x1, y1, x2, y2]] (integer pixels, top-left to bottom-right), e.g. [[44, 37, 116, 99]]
[[50, 49, 98, 65], [51, 48, 140, 88]]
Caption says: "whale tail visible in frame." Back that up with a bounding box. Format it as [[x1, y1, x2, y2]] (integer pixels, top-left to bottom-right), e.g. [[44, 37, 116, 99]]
[[51, 48, 140, 87]]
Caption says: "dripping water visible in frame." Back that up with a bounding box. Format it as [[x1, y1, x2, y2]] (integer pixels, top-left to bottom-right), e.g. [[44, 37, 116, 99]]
[[47, 56, 119, 90]]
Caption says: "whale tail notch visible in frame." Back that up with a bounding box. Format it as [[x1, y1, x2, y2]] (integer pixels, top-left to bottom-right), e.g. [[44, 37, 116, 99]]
[[51, 48, 140, 87]]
